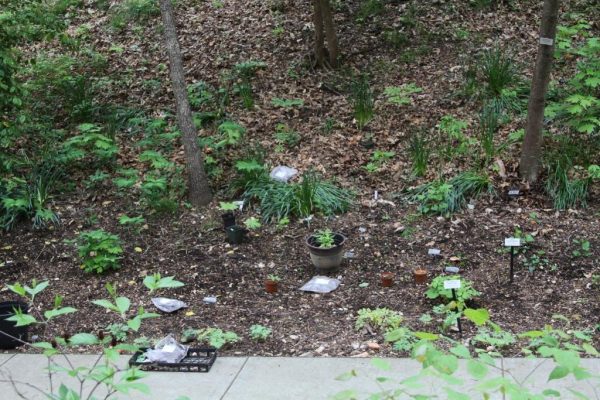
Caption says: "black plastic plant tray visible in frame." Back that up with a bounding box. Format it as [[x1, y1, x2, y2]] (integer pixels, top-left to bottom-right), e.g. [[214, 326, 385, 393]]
[[129, 347, 217, 372]]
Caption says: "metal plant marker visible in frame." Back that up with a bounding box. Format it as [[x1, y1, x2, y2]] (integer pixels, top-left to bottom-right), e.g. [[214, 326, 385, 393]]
[[443, 279, 462, 337], [504, 237, 521, 283]]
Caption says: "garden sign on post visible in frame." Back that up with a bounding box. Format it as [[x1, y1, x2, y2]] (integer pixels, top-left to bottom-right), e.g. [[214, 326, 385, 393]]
[[504, 237, 522, 283], [443, 279, 462, 337]]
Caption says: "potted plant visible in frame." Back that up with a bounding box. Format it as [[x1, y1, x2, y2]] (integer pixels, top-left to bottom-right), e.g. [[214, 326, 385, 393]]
[[0, 301, 29, 349], [414, 268, 428, 285], [380, 272, 394, 287], [306, 229, 346, 271], [265, 274, 280, 293], [219, 202, 238, 229]]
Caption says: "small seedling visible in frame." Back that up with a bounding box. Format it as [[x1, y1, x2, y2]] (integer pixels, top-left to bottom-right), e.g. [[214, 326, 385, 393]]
[[267, 274, 281, 282], [143, 273, 185, 294], [314, 229, 335, 248], [572, 238, 591, 258], [244, 217, 261, 230], [249, 324, 272, 341], [271, 97, 304, 108]]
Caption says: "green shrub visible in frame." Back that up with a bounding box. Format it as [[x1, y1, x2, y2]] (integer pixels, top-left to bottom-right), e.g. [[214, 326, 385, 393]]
[[407, 171, 493, 216], [249, 324, 272, 341], [408, 132, 429, 177], [355, 308, 403, 333], [425, 275, 480, 308], [110, 0, 159, 30], [62, 123, 118, 165], [77, 230, 123, 274], [481, 47, 517, 97], [196, 328, 240, 349]]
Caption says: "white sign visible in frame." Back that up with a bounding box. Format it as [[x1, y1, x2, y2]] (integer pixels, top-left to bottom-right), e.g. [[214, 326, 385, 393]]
[[504, 238, 521, 247], [445, 266, 460, 273], [539, 37, 554, 46], [508, 189, 520, 196], [428, 248, 441, 256], [444, 280, 461, 289]]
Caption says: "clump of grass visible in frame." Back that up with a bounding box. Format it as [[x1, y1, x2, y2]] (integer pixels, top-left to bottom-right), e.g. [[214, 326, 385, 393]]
[[241, 169, 353, 222], [481, 47, 517, 97], [409, 132, 430, 177], [351, 74, 374, 130]]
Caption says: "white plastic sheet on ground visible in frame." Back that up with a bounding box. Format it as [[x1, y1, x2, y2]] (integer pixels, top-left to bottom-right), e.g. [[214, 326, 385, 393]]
[[299, 276, 340, 293], [144, 335, 189, 364], [270, 166, 298, 182]]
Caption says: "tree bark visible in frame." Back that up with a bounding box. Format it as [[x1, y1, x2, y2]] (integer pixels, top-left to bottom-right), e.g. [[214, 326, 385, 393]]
[[159, 0, 212, 206], [519, 0, 560, 183], [321, 0, 338, 67], [312, 0, 326, 67]]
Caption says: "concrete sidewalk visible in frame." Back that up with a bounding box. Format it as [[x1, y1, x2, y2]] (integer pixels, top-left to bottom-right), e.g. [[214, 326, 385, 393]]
[[0, 354, 599, 399]]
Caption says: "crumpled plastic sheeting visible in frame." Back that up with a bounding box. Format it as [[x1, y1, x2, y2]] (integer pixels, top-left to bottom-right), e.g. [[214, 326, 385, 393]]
[[151, 297, 188, 313], [299, 276, 340, 293], [270, 166, 298, 183], [144, 335, 189, 363]]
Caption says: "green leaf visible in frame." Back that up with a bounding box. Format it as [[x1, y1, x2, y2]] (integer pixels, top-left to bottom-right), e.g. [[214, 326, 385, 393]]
[[542, 389, 561, 397], [444, 388, 470, 400], [548, 366, 569, 381], [69, 333, 98, 346], [582, 343, 599, 356], [450, 345, 471, 359], [91, 299, 117, 312], [44, 307, 77, 320], [127, 317, 141, 332], [467, 359, 488, 380], [413, 332, 439, 341], [371, 358, 391, 371], [464, 308, 489, 326], [115, 297, 131, 315], [6, 283, 26, 297], [6, 313, 37, 327]]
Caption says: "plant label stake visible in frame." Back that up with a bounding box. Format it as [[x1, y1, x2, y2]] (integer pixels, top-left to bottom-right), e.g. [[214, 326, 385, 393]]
[[444, 280, 462, 337], [428, 248, 441, 257], [504, 238, 521, 283], [508, 189, 520, 199], [445, 266, 460, 274]]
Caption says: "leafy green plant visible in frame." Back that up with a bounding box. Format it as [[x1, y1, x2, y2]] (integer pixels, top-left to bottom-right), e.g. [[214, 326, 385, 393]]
[[364, 150, 395, 173], [196, 328, 240, 349], [236, 79, 254, 109], [143, 273, 184, 294], [216, 121, 245, 148], [383, 84, 422, 106], [355, 308, 403, 333], [437, 115, 474, 159], [384, 327, 418, 352], [545, 152, 590, 209], [113, 168, 138, 190], [219, 201, 238, 211], [63, 123, 118, 165], [351, 74, 374, 130], [234, 60, 267, 79], [266, 274, 281, 282], [274, 123, 301, 149], [110, 0, 159, 30], [271, 98, 304, 108], [572, 238, 591, 258], [472, 327, 517, 349], [249, 324, 272, 341], [244, 217, 261, 230], [76, 230, 123, 274], [425, 275, 480, 309], [479, 103, 500, 162], [407, 171, 493, 216], [118, 214, 145, 232], [314, 229, 335, 248]]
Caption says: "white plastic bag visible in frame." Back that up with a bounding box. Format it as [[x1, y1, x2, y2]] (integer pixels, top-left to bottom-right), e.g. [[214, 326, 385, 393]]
[[270, 166, 298, 183], [144, 335, 189, 363], [151, 297, 188, 313], [299, 276, 340, 293]]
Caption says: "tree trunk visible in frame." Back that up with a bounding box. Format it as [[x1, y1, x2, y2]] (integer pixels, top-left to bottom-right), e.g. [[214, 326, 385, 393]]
[[321, 0, 338, 67], [519, 0, 560, 183], [159, 0, 212, 206], [312, 0, 326, 67]]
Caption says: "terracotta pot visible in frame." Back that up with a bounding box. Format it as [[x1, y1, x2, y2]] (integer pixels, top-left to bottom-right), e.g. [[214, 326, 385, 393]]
[[414, 269, 428, 284], [265, 280, 278, 293], [380, 272, 394, 287]]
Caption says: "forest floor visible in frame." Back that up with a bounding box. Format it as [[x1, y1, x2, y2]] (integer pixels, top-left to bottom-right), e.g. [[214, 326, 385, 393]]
[[1, 0, 599, 357]]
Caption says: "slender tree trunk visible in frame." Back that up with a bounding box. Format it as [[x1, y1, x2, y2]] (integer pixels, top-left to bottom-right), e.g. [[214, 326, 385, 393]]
[[519, 0, 560, 183], [159, 0, 212, 206], [312, 0, 326, 67], [321, 0, 338, 67]]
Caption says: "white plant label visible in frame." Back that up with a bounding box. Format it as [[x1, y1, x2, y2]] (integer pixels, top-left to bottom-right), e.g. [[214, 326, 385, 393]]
[[508, 189, 520, 196], [444, 280, 461, 289], [428, 248, 441, 256], [505, 238, 521, 247], [539, 37, 554, 46]]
